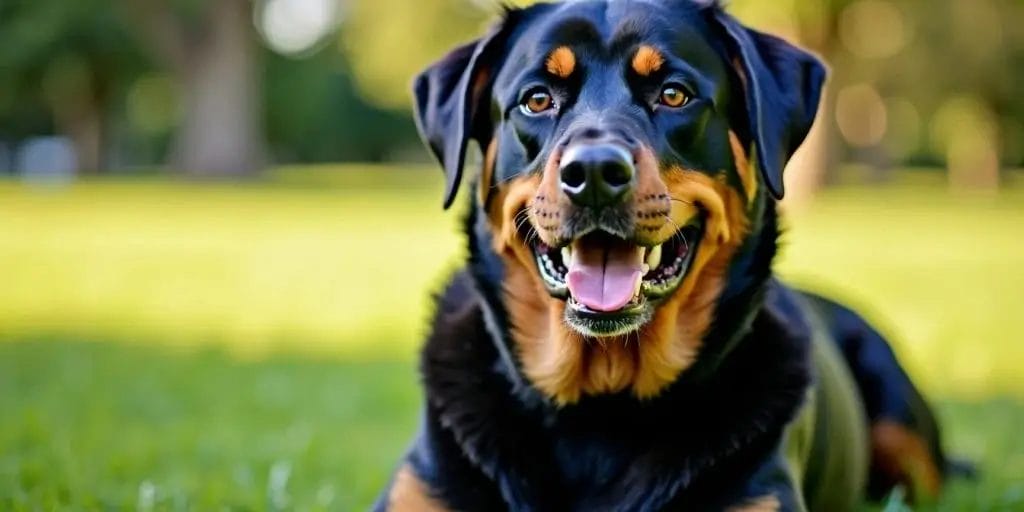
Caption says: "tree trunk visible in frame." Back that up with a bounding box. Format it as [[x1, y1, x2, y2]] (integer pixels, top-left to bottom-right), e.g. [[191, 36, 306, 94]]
[[172, 0, 264, 177], [781, 94, 831, 211], [780, 4, 841, 209], [52, 96, 105, 174]]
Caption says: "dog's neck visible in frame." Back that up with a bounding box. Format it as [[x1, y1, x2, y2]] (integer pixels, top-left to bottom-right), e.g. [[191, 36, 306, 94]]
[[687, 192, 779, 379], [464, 189, 781, 404]]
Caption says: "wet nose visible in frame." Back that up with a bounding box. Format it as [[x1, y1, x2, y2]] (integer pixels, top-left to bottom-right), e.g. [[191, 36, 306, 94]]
[[559, 144, 636, 208]]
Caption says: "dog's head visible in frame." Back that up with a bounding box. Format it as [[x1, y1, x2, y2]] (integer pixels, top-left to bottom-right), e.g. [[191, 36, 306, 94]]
[[413, 0, 825, 404]]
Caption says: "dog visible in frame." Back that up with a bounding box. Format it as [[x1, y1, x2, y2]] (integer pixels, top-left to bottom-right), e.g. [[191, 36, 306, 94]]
[[375, 1, 956, 510]]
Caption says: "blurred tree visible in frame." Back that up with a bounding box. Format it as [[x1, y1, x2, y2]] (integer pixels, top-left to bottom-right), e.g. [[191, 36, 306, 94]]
[[264, 47, 420, 162], [2, 0, 1022, 179], [0, 0, 147, 173], [340, 0, 489, 109], [125, 0, 264, 176]]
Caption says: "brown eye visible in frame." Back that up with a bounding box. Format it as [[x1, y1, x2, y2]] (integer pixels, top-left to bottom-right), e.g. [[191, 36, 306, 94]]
[[521, 90, 555, 114], [659, 85, 689, 108]]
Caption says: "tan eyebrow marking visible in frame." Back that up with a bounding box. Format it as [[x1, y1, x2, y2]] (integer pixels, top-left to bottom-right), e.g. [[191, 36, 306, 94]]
[[545, 46, 576, 78], [632, 45, 665, 76]]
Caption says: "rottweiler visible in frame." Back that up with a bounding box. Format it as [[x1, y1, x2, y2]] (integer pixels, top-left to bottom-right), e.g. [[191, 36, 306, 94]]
[[376, 1, 957, 510]]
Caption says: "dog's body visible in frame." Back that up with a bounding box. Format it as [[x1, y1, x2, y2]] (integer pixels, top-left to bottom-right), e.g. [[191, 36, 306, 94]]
[[377, 1, 951, 510]]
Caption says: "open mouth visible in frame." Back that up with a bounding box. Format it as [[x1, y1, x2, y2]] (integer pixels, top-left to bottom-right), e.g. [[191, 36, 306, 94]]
[[531, 223, 702, 337]]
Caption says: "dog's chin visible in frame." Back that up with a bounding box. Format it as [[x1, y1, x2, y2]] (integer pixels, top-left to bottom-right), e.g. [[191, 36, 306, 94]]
[[530, 222, 703, 338]]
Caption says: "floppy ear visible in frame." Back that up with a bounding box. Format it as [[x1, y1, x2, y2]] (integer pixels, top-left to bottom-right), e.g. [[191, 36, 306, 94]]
[[412, 26, 506, 209], [711, 10, 827, 199]]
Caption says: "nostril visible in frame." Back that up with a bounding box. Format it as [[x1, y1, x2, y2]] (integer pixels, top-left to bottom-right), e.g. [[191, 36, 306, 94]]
[[560, 162, 587, 188], [579, 128, 603, 140], [602, 162, 633, 188]]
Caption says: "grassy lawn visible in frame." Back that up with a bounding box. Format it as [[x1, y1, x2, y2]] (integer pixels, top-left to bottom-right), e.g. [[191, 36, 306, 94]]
[[1, 167, 1022, 509]]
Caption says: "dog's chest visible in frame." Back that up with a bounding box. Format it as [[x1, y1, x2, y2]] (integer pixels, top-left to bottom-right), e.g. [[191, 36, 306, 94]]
[[541, 410, 692, 510], [551, 431, 634, 492]]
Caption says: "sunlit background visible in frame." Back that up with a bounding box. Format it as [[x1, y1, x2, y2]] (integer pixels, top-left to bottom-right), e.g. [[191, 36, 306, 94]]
[[1, 0, 1022, 509]]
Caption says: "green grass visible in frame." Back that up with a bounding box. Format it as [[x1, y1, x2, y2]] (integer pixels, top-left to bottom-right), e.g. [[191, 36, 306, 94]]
[[0, 166, 462, 359], [1, 342, 1021, 511], [1, 167, 1023, 509], [0, 341, 418, 510]]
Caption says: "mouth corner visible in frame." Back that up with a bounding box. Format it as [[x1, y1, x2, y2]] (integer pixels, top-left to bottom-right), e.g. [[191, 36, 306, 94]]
[[529, 221, 704, 338]]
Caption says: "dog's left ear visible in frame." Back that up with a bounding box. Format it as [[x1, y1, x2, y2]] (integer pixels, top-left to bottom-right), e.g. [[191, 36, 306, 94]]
[[710, 10, 827, 199], [413, 24, 507, 209]]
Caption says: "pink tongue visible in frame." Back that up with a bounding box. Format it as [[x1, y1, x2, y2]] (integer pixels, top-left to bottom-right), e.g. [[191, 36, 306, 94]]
[[567, 241, 644, 312]]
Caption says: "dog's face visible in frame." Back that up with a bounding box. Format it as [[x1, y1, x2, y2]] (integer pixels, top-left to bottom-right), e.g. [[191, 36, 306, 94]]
[[414, 0, 824, 403]]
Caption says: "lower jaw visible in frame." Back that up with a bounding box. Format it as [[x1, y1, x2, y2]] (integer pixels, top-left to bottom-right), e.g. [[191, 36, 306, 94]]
[[563, 296, 656, 338]]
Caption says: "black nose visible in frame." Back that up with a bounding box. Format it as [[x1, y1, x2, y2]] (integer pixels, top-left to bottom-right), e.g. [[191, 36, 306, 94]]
[[558, 144, 635, 208]]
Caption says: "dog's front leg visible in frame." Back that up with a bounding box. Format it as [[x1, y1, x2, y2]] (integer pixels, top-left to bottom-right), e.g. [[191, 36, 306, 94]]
[[373, 413, 509, 512], [719, 450, 807, 512]]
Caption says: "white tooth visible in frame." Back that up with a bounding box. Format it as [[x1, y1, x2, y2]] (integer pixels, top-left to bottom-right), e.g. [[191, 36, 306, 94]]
[[633, 276, 642, 299], [570, 239, 582, 268], [561, 246, 572, 264], [641, 263, 651, 276], [646, 244, 662, 270]]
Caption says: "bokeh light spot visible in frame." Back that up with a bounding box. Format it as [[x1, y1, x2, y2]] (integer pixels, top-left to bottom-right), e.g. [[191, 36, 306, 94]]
[[839, 0, 911, 59], [931, 96, 1001, 189], [258, 0, 339, 56], [882, 97, 922, 160], [835, 84, 888, 148]]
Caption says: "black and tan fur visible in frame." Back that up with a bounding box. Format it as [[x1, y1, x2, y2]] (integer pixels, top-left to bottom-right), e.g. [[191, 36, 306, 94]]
[[376, 1, 956, 510]]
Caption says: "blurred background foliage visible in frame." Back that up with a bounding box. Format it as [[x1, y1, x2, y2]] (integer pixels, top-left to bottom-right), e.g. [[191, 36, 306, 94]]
[[1, 0, 1023, 509], [1, 0, 1022, 182]]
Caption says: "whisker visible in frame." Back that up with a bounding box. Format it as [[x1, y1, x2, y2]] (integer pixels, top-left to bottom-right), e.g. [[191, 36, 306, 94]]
[[514, 209, 531, 231], [660, 212, 687, 245], [516, 210, 541, 246], [511, 209, 544, 248], [526, 228, 540, 247]]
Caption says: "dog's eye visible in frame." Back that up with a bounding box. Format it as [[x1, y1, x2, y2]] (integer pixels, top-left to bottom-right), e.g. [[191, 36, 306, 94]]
[[520, 89, 555, 115], [659, 85, 690, 108]]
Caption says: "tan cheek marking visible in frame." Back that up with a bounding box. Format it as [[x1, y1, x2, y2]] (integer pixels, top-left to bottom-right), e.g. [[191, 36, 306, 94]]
[[530, 147, 570, 247], [489, 168, 634, 405], [727, 495, 781, 512], [387, 465, 449, 512], [729, 130, 758, 206], [545, 46, 576, 78], [487, 173, 588, 405], [631, 168, 749, 398], [632, 145, 672, 244], [489, 174, 542, 254], [632, 45, 664, 77]]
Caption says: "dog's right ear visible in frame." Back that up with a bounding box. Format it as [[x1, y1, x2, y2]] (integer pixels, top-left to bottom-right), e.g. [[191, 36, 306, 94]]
[[413, 23, 509, 210]]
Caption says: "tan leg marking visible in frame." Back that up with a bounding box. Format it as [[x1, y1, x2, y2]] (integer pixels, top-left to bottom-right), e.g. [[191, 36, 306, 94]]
[[387, 465, 449, 512], [728, 495, 781, 512], [871, 420, 943, 502]]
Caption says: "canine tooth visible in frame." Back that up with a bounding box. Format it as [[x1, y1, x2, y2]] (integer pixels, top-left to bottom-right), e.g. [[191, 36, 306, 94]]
[[633, 276, 642, 299], [561, 246, 571, 263], [646, 244, 662, 270], [641, 263, 651, 276]]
